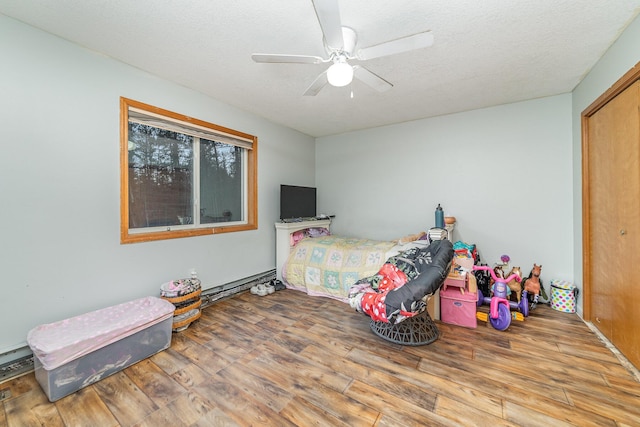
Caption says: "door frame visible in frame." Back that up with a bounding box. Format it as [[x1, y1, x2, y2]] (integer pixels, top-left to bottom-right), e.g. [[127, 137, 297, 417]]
[[581, 61, 640, 321]]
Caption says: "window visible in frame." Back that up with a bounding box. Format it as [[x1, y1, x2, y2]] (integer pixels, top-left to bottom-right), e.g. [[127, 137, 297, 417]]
[[120, 97, 257, 243]]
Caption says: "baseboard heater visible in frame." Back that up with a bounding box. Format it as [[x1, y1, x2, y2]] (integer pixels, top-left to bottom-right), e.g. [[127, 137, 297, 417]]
[[200, 269, 276, 308], [1, 351, 33, 386], [0, 269, 276, 385]]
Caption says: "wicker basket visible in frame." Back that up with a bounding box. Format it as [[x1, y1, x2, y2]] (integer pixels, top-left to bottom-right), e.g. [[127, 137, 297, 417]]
[[161, 289, 201, 305], [171, 309, 201, 331], [161, 285, 202, 332], [173, 298, 202, 316]]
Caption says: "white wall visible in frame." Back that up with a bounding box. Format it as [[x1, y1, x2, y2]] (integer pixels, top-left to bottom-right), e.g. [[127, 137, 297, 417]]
[[316, 94, 574, 297], [571, 14, 640, 316], [0, 15, 315, 354]]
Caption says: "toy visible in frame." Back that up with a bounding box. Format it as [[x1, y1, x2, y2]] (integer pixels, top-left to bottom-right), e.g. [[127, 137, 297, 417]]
[[489, 264, 505, 289], [492, 272, 510, 298], [522, 263, 546, 309], [474, 265, 491, 297], [476, 310, 524, 324], [506, 266, 523, 302], [474, 265, 529, 331]]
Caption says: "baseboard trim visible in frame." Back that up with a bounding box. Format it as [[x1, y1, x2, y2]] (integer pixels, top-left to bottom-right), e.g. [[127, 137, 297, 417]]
[[585, 321, 640, 382], [201, 269, 276, 308]]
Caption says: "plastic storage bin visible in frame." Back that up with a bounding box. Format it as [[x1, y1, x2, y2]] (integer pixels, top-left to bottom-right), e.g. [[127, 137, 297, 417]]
[[27, 296, 175, 401], [550, 280, 578, 313], [440, 286, 477, 328]]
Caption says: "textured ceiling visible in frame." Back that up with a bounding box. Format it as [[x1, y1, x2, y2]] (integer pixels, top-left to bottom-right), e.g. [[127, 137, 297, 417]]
[[1, 0, 639, 137]]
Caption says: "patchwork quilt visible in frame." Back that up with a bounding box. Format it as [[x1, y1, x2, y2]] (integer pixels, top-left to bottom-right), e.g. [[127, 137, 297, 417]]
[[283, 235, 396, 302]]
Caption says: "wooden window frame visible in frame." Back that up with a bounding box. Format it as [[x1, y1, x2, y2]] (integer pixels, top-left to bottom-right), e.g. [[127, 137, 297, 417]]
[[120, 97, 258, 244]]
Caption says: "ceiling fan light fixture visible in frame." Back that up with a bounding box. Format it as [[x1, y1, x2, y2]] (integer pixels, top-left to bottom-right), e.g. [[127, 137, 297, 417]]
[[326, 58, 354, 87], [250, 2, 433, 96]]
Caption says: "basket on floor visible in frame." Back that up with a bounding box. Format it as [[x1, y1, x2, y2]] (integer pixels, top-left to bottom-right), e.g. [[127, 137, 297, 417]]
[[171, 308, 202, 331], [160, 278, 202, 332], [550, 280, 578, 313], [370, 309, 439, 346]]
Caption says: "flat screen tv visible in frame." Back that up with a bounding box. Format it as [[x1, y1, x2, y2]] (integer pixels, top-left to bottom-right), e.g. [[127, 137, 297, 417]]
[[280, 185, 316, 220]]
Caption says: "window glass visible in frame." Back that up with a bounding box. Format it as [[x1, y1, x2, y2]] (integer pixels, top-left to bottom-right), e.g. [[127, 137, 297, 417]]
[[128, 124, 194, 229], [199, 139, 244, 224]]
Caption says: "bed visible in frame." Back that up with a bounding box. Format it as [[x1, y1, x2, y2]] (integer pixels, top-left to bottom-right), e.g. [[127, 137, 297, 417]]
[[282, 234, 400, 301], [278, 221, 454, 343]]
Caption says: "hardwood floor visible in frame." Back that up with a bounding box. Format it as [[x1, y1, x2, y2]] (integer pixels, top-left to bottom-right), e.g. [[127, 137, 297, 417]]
[[2, 289, 639, 426]]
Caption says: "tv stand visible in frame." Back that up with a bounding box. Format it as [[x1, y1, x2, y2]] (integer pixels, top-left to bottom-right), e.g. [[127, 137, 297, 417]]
[[281, 216, 327, 223], [280, 218, 301, 223], [275, 219, 331, 281]]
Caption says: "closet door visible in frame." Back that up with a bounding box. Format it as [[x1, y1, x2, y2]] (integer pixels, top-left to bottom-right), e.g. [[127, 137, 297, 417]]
[[587, 80, 640, 368]]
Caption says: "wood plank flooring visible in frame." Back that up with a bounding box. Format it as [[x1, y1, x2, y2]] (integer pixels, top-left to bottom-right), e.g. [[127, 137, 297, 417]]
[[2, 289, 639, 426]]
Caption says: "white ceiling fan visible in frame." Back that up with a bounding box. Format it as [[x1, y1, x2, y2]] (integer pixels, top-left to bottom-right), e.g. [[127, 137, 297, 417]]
[[251, 0, 434, 96]]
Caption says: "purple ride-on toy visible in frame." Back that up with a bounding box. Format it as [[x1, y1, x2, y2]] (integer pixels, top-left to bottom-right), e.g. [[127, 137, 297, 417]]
[[473, 265, 529, 331]]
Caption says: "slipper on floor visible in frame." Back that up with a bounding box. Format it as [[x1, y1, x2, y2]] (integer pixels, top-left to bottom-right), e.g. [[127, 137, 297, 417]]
[[272, 280, 286, 291], [255, 284, 268, 296]]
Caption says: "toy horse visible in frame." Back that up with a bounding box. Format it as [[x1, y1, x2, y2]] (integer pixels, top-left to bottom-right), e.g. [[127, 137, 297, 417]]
[[506, 266, 522, 302], [522, 264, 543, 309]]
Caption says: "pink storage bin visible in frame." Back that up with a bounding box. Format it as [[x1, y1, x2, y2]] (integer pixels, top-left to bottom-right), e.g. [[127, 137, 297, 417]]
[[440, 287, 477, 328]]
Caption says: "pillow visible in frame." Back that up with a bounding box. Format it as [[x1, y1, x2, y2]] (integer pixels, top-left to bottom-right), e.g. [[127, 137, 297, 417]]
[[396, 231, 426, 244]]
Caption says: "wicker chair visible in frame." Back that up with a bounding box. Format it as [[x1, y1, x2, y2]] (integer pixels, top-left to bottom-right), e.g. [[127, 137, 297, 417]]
[[370, 306, 440, 345], [367, 230, 453, 345]]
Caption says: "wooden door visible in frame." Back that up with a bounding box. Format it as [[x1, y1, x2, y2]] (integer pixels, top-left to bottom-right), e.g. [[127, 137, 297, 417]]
[[585, 80, 640, 369]]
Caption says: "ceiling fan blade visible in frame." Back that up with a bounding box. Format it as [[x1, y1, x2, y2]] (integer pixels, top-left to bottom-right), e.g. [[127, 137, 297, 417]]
[[354, 66, 393, 92], [357, 31, 434, 60], [252, 53, 325, 64], [311, 0, 344, 50], [303, 71, 329, 96]]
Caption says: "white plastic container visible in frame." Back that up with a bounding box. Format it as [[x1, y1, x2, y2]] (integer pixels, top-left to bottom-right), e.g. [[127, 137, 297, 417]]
[[27, 296, 175, 401]]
